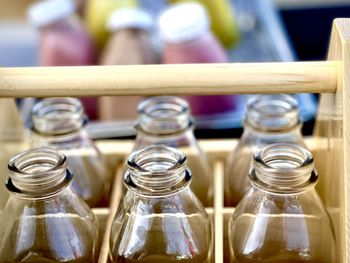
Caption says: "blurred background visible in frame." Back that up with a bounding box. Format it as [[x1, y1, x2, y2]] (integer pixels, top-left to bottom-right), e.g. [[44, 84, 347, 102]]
[[0, 0, 349, 139]]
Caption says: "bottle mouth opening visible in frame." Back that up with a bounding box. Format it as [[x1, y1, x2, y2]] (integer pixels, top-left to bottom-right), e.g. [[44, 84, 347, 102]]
[[126, 145, 190, 195], [246, 95, 299, 132], [136, 96, 192, 135], [7, 147, 71, 198], [250, 143, 317, 193], [259, 144, 311, 169], [32, 98, 86, 135]]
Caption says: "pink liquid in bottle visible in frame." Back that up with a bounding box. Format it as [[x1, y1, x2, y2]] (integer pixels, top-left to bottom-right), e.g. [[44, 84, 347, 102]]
[[29, 0, 97, 119], [159, 2, 237, 117]]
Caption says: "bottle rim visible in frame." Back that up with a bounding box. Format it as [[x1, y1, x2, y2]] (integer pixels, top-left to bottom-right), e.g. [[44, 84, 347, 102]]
[[125, 145, 191, 197], [245, 94, 300, 133], [249, 143, 318, 194], [6, 147, 72, 199], [135, 96, 193, 136], [32, 97, 87, 136]]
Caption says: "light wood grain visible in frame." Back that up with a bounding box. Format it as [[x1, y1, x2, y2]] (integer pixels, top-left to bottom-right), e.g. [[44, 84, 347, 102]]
[[0, 62, 339, 97], [98, 165, 124, 263], [313, 18, 350, 263], [213, 161, 225, 263]]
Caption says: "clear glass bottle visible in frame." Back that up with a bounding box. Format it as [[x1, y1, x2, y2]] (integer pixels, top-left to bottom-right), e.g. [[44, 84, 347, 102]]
[[228, 143, 336, 262], [133, 96, 212, 207], [225, 94, 304, 207], [0, 147, 98, 262], [31, 98, 109, 207], [109, 145, 212, 262]]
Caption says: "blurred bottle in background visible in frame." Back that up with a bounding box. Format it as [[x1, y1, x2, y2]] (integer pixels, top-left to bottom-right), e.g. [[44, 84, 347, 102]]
[[85, 0, 138, 49], [28, 0, 98, 119], [28, 0, 95, 67], [98, 7, 157, 121], [169, 0, 240, 48], [159, 2, 238, 117], [75, 0, 86, 17]]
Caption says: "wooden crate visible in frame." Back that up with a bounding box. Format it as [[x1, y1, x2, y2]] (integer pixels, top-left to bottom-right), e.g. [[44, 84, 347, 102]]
[[0, 18, 349, 262], [93, 138, 333, 263]]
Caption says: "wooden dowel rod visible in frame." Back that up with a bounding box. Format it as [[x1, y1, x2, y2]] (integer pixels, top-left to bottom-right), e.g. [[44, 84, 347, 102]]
[[0, 61, 339, 98]]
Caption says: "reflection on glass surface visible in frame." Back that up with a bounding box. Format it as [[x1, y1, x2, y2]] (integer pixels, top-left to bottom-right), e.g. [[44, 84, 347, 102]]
[[109, 145, 212, 262], [0, 147, 98, 262], [229, 144, 336, 262], [31, 98, 110, 207]]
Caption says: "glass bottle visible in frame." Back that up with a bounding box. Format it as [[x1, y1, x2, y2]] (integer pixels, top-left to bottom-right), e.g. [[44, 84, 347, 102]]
[[133, 96, 212, 207], [158, 2, 238, 117], [98, 7, 157, 121], [0, 147, 98, 262], [168, 0, 240, 48], [109, 145, 212, 262], [225, 94, 304, 207], [85, 0, 138, 49], [28, 0, 97, 119], [31, 98, 109, 207], [228, 143, 336, 262]]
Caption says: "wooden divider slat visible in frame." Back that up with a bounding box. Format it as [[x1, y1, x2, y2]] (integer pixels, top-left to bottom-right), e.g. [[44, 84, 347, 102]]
[[213, 161, 225, 263], [98, 165, 124, 263]]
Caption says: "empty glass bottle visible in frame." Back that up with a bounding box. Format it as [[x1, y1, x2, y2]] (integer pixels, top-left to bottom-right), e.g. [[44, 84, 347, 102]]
[[109, 145, 212, 262], [225, 94, 304, 206], [133, 96, 212, 206], [31, 98, 109, 207], [0, 147, 98, 262], [228, 143, 336, 262]]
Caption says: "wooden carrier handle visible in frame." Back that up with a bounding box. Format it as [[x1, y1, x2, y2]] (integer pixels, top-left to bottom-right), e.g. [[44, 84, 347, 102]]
[[0, 61, 340, 98]]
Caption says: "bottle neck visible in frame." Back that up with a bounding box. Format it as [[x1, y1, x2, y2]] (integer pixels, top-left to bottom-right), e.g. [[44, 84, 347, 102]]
[[125, 145, 191, 197], [6, 147, 72, 199], [249, 143, 317, 194], [244, 123, 302, 138], [245, 95, 300, 133], [32, 98, 86, 136], [135, 96, 193, 136]]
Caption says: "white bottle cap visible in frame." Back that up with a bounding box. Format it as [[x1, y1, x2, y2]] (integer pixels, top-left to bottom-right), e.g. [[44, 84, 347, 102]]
[[107, 8, 153, 32], [158, 2, 210, 43], [28, 0, 75, 28]]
